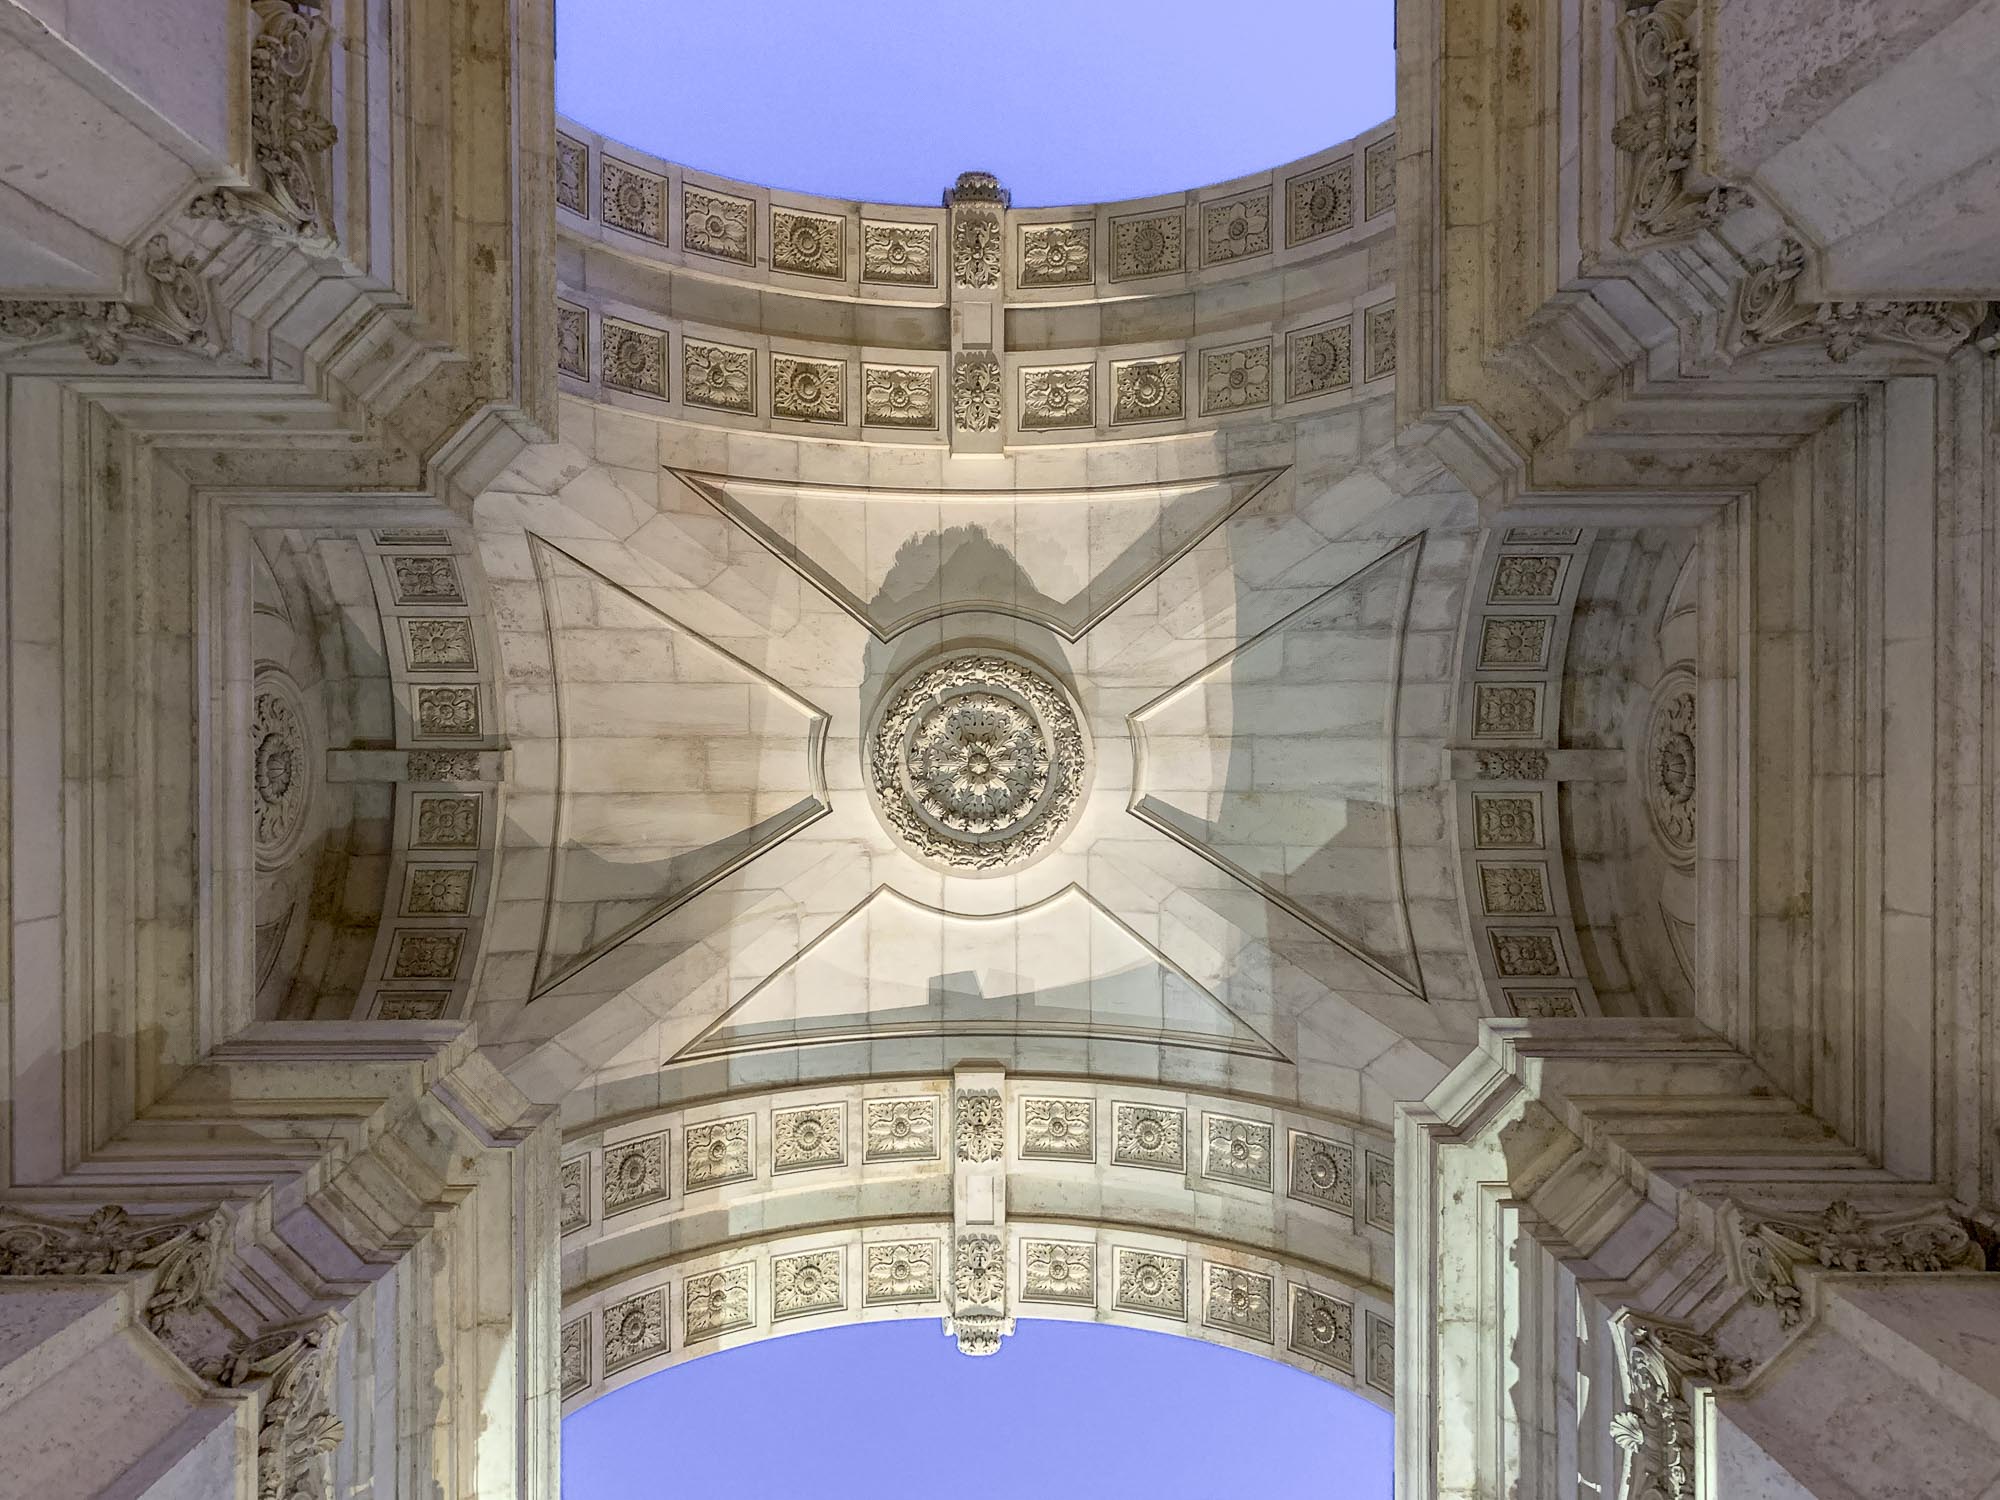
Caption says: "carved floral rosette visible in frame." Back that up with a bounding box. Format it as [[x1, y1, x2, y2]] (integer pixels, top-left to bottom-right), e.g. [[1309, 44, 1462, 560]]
[[252, 669, 316, 870], [868, 651, 1088, 873]]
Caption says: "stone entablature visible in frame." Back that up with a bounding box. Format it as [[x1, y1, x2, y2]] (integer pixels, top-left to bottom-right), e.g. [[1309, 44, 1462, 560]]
[[552, 114, 1395, 444]]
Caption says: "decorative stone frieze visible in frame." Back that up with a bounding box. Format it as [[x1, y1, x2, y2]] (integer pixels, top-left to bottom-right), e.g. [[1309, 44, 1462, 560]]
[[407, 751, 480, 783], [684, 1265, 754, 1340], [863, 1097, 939, 1161], [1608, 1313, 1746, 1500], [683, 186, 754, 265], [1735, 1200, 1990, 1329], [1020, 1098, 1094, 1161], [950, 353, 1003, 432], [1203, 1266, 1274, 1340], [1609, 0, 1746, 247], [771, 207, 844, 278], [953, 1089, 1004, 1162], [1021, 1240, 1094, 1305], [869, 653, 1088, 873], [186, 0, 338, 244], [1286, 160, 1353, 246], [601, 157, 666, 241], [1111, 1103, 1186, 1172], [1731, 238, 1988, 362], [1112, 1248, 1187, 1320], [863, 1240, 939, 1305]]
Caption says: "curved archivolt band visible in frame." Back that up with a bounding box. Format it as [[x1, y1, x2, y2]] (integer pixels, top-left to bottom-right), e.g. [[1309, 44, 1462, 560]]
[[561, 1218, 1393, 1411]]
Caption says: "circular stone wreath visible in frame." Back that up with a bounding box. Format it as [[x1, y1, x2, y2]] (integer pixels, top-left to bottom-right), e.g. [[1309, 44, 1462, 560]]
[[868, 650, 1088, 873]]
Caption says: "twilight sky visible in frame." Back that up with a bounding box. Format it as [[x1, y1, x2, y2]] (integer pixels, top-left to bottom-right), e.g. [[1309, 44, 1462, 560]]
[[562, 1318, 1395, 1498], [555, 0, 1398, 205]]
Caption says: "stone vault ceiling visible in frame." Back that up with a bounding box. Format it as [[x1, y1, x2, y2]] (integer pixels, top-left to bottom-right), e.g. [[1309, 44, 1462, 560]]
[[475, 407, 1483, 1112]]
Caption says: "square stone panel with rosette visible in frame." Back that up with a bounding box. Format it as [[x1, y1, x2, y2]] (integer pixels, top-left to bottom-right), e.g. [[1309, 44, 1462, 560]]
[[771, 354, 845, 424], [1019, 364, 1093, 431], [414, 684, 480, 738], [1288, 1284, 1355, 1372], [1112, 1102, 1185, 1172], [770, 206, 844, 278], [863, 1096, 939, 1161], [683, 185, 753, 265], [1110, 209, 1185, 280], [863, 1239, 939, 1305], [1021, 1240, 1095, 1306], [861, 221, 936, 286], [861, 364, 936, 429], [684, 1264, 754, 1341], [1487, 554, 1567, 604], [1471, 792, 1542, 849], [1201, 190, 1272, 266], [412, 794, 480, 849], [1112, 1248, 1187, 1320], [1200, 339, 1273, 416], [601, 318, 666, 399], [1491, 928, 1564, 976], [683, 339, 755, 414], [600, 156, 665, 241], [602, 1131, 669, 1215], [1477, 615, 1552, 670], [771, 1104, 844, 1173], [1285, 159, 1353, 246], [1111, 356, 1184, 426], [602, 1288, 668, 1374], [771, 1249, 844, 1319], [1287, 1128, 1355, 1214], [1473, 683, 1543, 737], [388, 554, 463, 604], [1478, 862, 1550, 916], [389, 928, 464, 980], [684, 1116, 753, 1189], [1020, 1097, 1094, 1161], [1204, 1265, 1275, 1341], [1201, 1112, 1273, 1189], [402, 865, 472, 916], [1286, 319, 1353, 400], [1018, 222, 1093, 287], [402, 617, 476, 670]]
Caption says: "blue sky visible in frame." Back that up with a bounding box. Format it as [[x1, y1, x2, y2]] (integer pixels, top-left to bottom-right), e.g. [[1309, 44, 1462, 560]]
[[562, 1318, 1393, 1498], [555, 0, 1398, 206]]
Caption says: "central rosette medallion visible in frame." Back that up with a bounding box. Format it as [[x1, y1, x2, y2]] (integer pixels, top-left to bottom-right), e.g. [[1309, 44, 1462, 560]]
[[869, 650, 1089, 872]]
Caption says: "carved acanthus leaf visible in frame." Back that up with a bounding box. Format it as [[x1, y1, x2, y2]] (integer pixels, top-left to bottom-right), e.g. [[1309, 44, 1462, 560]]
[[0, 235, 214, 365], [187, 0, 338, 245], [1611, 0, 1747, 246], [1609, 1312, 1746, 1500], [0, 1203, 232, 1346], [202, 1314, 347, 1500], [1731, 238, 1989, 363], [1736, 1199, 1990, 1328]]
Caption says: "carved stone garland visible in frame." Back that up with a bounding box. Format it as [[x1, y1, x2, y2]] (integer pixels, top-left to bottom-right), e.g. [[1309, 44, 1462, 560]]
[[188, 0, 339, 245], [869, 652, 1087, 873], [1732, 238, 1988, 362], [1609, 0, 1746, 247]]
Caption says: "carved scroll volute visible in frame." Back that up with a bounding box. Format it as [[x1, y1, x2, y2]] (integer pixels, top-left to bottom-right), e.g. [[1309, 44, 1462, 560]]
[[1734, 1199, 1991, 1329], [0, 1203, 232, 1343], [202, 1314, 347, 1500], [1610, 0, 1746, 248]]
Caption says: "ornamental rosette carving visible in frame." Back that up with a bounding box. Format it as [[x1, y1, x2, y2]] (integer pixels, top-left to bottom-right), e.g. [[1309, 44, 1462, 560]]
[[951, 353, 1003, 432], [1731, 237, 1988, 362], [1644, 674, 1697, 865], [1608, 1312, 1746, 1500], [1734, 1200, 1990, 1329], [252, 673, 314, 870], [954, 1089, 1004, 1162], [1610, 0, 1746, 247], [187, 0, 338, 245], [869, 652, 1087, 873], [201, 1315, 346, 1500]]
